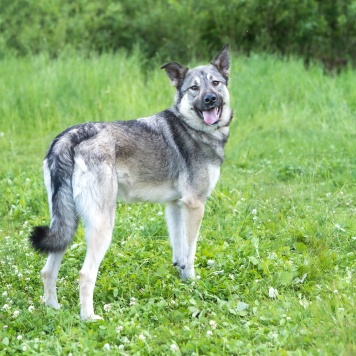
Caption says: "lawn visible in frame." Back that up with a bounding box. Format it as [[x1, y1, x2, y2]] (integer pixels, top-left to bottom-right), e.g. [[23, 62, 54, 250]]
[[0, 51, 355, 355]]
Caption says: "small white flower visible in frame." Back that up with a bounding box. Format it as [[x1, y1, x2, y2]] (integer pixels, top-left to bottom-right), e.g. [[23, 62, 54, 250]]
[[40, 295, 45, 303], [22, 346, 27, 352], [103, 303, 111, 312], [116, 325, 123, 333], [268, 287, 279, 298], [28, 305, 35, 313], [209, 320, 217, 329], [13, 310, 20, 318], [213, 270, 224, 275], [207, 260, 215, 266], [17, 335, 23, 340], [130, 297, 136, 306], [3, 325, 8, 329], [103, 343, 111, 351], [139, 333, 146, 341], [2, 291, 8, 297], [118, 344, 125, 350], [2, 304, 10, 310], [17, 273, 23, 278], [229, 274, 235, 280], [251, 209, 257, 215], [170, 343, 179, 351], [206, 330, 213, 337], [157, 211, 163, 216]]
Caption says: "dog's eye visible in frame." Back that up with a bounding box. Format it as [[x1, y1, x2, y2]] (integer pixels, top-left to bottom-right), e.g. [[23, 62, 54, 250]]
[[212, 81, 220, 86], [190, 85, 199, 91]]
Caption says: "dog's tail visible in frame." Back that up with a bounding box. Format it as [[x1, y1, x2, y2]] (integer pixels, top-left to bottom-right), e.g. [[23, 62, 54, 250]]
[[29, 123, 102, 254]]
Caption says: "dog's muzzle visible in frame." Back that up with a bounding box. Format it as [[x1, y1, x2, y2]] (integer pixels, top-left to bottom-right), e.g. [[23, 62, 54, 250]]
[[196, 93, 222, 125]]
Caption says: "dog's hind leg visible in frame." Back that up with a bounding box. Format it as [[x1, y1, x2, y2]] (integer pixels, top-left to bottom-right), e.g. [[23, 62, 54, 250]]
[[41, 251, 66, 309], [74, 162, 118, 320], [79, 218, 114, 320]]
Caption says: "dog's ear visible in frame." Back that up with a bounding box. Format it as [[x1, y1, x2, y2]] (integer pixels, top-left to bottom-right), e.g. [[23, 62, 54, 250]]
[[211, 44, 230, 80], [160, 62, 189, 88]]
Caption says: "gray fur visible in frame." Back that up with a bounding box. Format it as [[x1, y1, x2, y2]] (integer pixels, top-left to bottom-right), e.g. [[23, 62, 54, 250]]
[[29, 44, 233, 320]]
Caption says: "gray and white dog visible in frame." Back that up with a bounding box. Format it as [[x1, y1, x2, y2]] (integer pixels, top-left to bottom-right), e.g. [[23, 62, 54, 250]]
[[30, 45, 233, 320]]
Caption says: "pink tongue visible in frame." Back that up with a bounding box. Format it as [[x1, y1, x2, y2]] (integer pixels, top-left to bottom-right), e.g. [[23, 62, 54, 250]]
[[202, 108, 219, 125]]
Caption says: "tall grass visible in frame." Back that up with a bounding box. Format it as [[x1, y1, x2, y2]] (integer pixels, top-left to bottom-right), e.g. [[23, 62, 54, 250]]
[[0, 51, 355, 354]]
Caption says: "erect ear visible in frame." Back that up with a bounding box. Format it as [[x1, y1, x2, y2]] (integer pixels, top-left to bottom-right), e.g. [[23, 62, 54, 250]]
[[211, 44, 230, 80], [160, 62, 189, 88]]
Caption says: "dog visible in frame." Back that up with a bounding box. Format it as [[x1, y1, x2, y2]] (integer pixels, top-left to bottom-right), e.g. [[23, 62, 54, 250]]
[[29, 44, 233, 320]]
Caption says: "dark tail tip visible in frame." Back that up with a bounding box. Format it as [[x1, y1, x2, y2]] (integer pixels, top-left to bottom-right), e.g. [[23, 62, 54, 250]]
[[29, 226, 52, 254]]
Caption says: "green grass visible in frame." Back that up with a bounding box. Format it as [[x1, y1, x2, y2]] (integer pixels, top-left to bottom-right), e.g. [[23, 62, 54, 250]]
[[0, 52, 355, 355]]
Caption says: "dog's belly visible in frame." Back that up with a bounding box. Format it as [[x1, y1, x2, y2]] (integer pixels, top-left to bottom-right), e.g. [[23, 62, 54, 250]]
[[117, 180, 180, 203]]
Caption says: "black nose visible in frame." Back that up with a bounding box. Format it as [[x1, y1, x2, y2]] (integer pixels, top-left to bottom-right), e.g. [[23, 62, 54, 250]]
[[204, 93, 217, 105]]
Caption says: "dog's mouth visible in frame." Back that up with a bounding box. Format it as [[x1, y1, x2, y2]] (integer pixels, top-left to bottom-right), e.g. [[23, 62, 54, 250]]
[[197, 106, 222, 125]]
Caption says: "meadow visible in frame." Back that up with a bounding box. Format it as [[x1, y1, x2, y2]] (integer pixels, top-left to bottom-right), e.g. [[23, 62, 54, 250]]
[[0, 51, 355, 355]]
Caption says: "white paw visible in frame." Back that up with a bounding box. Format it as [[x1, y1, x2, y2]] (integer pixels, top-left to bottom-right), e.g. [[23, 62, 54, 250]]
[[81, 313, 104, 321], [90, 314, 104, 321], [45, 300, 60, 310], [173, 260, 187, 270], [180, 266, 195, 281]]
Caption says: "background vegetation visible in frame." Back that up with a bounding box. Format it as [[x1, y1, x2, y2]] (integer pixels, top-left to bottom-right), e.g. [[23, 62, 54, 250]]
[[1, 0, 356, 68], [0, 51, 355, 354]]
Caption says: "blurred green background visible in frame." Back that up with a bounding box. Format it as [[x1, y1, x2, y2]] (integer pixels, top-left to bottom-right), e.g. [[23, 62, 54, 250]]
[[1, 0, 355, 70]]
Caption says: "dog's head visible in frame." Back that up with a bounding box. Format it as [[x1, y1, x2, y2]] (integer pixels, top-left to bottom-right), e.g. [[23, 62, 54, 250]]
[[161, 44, 232, 131]]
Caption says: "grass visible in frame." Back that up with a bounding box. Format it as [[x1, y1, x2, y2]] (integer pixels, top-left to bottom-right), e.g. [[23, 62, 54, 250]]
[[0, 51, 355, 355]]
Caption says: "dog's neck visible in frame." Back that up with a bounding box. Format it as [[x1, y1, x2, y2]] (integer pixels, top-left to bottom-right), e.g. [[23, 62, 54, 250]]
[[165, 107, 230, 163]]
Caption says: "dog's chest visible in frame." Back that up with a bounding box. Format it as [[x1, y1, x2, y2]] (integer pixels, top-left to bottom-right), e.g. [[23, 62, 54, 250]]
[[207, 164, 220, 196]]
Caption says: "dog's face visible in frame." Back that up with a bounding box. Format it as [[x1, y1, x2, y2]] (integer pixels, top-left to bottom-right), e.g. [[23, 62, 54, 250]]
[[161, 45, 232, 131]]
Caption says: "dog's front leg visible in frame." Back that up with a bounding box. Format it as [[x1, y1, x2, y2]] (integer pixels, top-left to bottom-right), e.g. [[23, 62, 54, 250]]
[[181, 198, 205, 280], [166, 199, 204, 280], [166, 201, 187, 271]]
